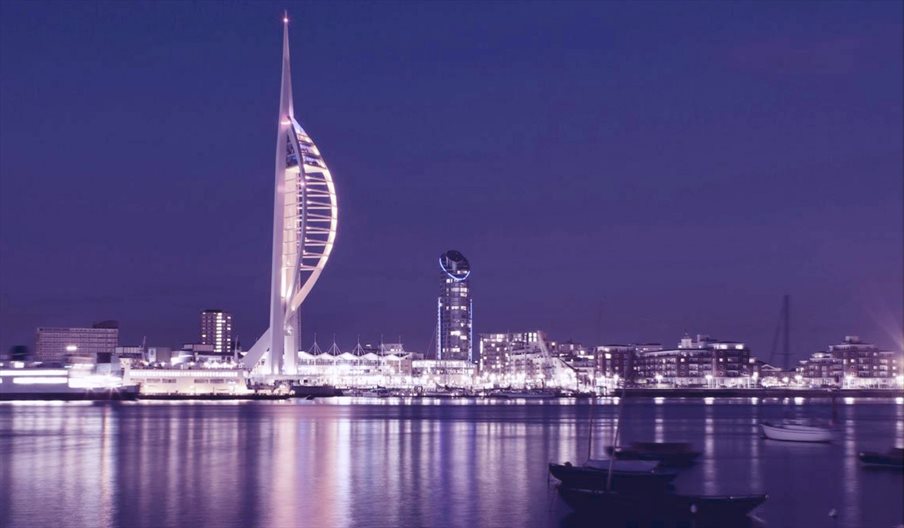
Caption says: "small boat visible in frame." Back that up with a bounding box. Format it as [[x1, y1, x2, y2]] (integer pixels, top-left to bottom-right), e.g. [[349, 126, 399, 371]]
[[351, 387, 391, 398], [548, 459, 677, 493], [858, 447, 904, 469], [760, 421, 833, 442], [291, 384, 343, 398], [558, 486, 767, 522], [605, 441, 702, 467], [495, 389, 559, 399]]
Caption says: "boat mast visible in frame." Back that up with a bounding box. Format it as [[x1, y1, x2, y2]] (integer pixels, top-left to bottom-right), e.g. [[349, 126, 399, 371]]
[[587, 299, 603, 462], [782, 294, 791, 371], [587, 388, 595, 462], [767, 293, 792, 371], [606, 362, 629, 491]]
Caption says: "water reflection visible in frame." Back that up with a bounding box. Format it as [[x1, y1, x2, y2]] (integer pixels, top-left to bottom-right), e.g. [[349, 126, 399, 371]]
[[749, 412, 762, 492], [654, 404, 664, 443], [842, 408, 860, 526], [1, 399, 902, 528], [896, 403, 903, 448], [703, 404, 716, 495]]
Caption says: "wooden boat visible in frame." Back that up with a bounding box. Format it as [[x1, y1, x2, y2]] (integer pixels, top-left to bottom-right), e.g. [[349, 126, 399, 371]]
[[558, 486, 767, 521], [548, 460, 677, 493], [858, 447, 904, 468], [605, 441, 702, 467], [760, 421, 832, 442]]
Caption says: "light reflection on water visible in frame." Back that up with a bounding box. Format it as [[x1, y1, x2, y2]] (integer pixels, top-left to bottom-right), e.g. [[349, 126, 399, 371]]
[[0, 398, 902, 528], [843, 413, 860, 526]]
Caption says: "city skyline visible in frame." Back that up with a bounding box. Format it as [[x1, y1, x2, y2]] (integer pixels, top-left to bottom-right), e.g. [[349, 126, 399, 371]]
[[1, 2, 902, 360]]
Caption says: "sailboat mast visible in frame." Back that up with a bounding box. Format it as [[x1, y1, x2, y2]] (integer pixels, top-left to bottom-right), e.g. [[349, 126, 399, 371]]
[[782, 294, 791, 371], [606, 362, 629, 491], [587, 395, 595, 462]]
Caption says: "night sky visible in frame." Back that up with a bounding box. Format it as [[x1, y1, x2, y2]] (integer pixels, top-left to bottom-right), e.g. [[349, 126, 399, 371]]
[[0, 1, 901, 361]]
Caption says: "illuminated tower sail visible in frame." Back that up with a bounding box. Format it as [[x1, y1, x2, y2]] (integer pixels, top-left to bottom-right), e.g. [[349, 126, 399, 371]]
[[244, 13, 338, 375]]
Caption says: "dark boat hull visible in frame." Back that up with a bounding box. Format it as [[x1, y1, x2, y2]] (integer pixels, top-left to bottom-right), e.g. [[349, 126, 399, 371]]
[[292, 385, 343, 398], [548, 463, 677, 493], [558, 486, 767, 522], [858, 450, 904, 468], [605, 446, 701, 467]]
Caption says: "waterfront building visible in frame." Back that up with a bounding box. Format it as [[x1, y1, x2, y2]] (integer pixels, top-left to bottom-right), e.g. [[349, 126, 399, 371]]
[[797, 352, 843, 386], [830, 335, 900, 382], [437, 250, 473, 362], [595, 345, 638, 381], [566, 355, 596, 390], [242, 14, 339, 376], [479, 331, 540, 375], [124, 366, 250, 396], [412, 360, 476, 389], [750, 359, 795, 387], [200, 309, 233, 357], [477, 331, 573, 388], [295, 348, 414, 388], [551, 339, 592, 361], [632, 334, 752, 387], [35, 321, 119, 365], [479, 334, 509, 375], [798, 336, 902, 388]]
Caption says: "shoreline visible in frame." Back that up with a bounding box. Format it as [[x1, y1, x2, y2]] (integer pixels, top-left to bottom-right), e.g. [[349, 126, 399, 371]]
[[2, 387, 902, 402], [621, 388, 904, 398]]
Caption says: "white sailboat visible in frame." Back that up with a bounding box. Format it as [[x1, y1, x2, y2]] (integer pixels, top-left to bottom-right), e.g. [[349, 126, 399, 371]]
[[760, 421, 833, 442]]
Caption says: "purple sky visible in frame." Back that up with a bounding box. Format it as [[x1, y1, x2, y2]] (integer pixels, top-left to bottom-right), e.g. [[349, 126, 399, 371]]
[[1, 1, 901, 361]]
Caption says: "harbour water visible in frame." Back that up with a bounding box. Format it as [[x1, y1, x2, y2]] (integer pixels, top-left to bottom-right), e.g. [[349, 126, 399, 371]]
[[1, 398, 902, 528]]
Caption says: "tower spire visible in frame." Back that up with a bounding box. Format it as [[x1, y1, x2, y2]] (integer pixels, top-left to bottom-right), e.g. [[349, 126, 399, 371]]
[[279, 11, 294, 119]]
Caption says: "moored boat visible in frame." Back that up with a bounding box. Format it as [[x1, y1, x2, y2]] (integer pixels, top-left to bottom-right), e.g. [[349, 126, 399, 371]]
[[558, 486, 767, 521], [495, 389, 559, 399], [760, 421, 833, 442], [291, 384, 343, 398], [605, 441, 702, 467], [548, 459, 677, 493], [858, 447, 904, 469]]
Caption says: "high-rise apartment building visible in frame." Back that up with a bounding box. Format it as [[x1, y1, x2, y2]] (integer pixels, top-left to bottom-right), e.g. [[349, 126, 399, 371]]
[[200, 309, 233, 357], [437, 250, 472, 362], [35, 321, 119, 364]]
